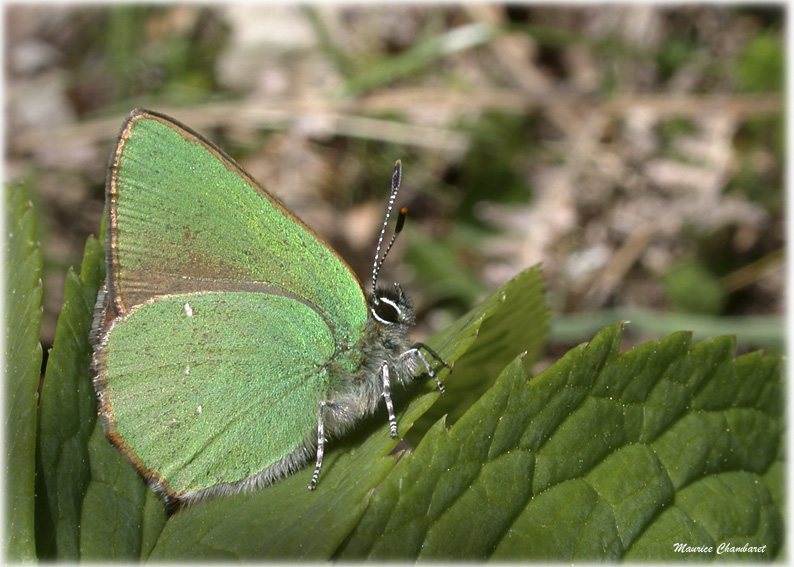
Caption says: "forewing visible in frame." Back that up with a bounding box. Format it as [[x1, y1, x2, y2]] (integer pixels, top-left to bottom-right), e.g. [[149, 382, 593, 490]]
[[105, 109, 367, 345]]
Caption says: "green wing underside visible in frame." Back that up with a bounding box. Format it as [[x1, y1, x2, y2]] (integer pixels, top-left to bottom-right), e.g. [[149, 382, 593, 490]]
[[110, 112, 367, 347], [100, 291, 337, 495]]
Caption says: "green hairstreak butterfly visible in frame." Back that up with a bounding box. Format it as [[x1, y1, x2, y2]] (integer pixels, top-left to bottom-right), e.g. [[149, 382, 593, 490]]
[[90, 109, 447, 513]]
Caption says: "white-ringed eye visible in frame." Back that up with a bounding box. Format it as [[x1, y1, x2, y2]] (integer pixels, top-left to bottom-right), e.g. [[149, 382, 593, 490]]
[[371, 296, 402, 324]]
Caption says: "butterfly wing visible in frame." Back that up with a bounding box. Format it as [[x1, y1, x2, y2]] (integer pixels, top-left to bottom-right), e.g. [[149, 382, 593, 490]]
[[95, 291, 331, 496], [102, 109, 367, 348]]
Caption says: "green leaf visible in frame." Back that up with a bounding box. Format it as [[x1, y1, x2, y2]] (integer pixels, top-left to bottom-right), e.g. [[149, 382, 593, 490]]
[[78, 422, 152, 560], [35, 232, 106, 560], [411, 265, 549, 437], [4, 184, 44, 562], [336, 325, 782, 560]]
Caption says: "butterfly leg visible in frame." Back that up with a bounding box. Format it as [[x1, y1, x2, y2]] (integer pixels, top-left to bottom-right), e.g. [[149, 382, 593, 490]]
[[308, 401, 328, 490], [400, 342, 448, 395], [413, 342, 449, 368], [380, 362, 399, 438]]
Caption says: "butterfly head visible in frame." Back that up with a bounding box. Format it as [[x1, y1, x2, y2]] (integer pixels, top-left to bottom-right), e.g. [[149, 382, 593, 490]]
[[369, 283, 415, 329]]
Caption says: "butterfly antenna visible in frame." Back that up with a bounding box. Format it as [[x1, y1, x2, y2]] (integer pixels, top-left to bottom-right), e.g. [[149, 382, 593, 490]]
[[371, 160, 407, 295]]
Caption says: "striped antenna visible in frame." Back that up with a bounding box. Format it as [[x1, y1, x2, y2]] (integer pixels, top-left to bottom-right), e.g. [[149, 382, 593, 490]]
[[371, 160, 407, 295]]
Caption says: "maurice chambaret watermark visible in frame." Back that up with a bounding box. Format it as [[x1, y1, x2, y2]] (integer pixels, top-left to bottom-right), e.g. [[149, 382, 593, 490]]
[[673, 542, 767, 555]]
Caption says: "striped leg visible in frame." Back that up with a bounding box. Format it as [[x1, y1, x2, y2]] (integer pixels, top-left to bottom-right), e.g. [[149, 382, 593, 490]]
[[308, 401, 327, 490], [400, 342, 449, 395], [381, 361, 398, 437]]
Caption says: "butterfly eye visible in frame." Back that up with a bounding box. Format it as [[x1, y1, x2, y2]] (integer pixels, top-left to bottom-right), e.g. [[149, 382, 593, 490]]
[[372, 296, 402, 325]]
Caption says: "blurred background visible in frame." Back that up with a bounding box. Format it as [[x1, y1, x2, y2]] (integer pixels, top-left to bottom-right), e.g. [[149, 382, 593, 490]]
[[5, 4, 784, 371]]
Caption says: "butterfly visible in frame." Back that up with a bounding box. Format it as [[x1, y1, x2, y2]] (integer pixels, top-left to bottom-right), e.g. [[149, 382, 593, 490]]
[[90, 109, 447, 513]]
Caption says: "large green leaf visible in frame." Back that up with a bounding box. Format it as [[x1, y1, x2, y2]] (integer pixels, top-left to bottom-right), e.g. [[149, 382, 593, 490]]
[[4, 185, 43, 562], [336, 325, 782, 560]]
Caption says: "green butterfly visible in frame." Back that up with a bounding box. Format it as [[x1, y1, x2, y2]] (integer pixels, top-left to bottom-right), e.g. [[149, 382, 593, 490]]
[[90, 109, 446, 513]]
